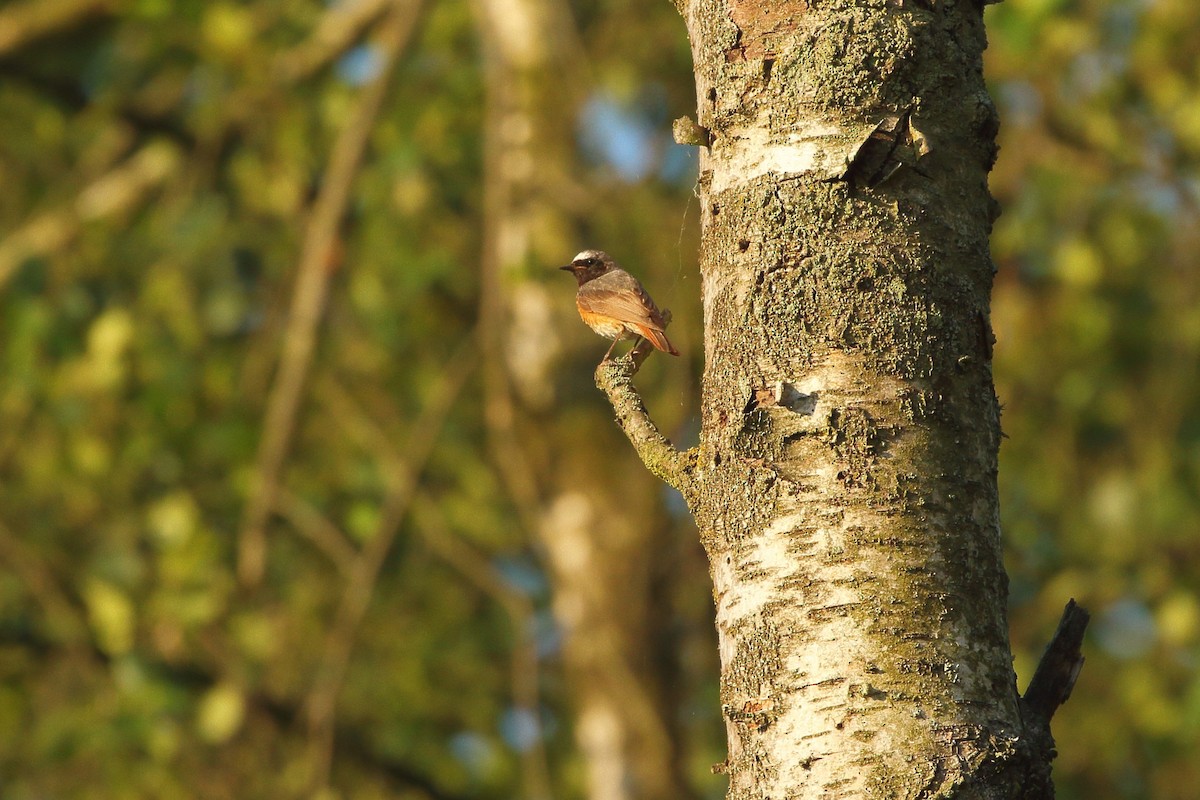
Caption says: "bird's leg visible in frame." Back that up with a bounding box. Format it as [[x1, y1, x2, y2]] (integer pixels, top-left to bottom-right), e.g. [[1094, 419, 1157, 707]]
[[600, 337, 620, 363], [629, 336, 654, 372]]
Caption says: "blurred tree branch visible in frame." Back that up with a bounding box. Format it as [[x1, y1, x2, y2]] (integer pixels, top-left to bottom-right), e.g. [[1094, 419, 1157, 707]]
[[275, 487, 359, 579], [472, 0, 699, 793], [304, 338, 477, 794], [304, 351, 554, 790], [0, 61, 196, 146], [237, 0, 425, 588], [0, 518, 88, 644], [275, 0, 393, 83], [411, 495, 553, 800], [1, 627, 471, 800], [0, 141, 180, 289], [0, 0, 116, 56]]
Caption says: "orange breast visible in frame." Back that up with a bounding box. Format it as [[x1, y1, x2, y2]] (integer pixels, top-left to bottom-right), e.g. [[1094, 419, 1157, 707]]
[[577, 307, 632, 341]]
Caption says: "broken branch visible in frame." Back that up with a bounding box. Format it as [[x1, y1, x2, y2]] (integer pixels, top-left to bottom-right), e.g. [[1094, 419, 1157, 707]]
[[1022, 598, 1090, 722]]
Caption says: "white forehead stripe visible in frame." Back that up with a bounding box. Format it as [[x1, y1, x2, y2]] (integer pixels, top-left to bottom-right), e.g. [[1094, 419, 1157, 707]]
[[573, 249, 604, 262]]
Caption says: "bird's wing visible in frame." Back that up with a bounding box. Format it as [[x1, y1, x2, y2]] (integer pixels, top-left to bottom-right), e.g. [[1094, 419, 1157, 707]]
[[577, 272, 669, 330]]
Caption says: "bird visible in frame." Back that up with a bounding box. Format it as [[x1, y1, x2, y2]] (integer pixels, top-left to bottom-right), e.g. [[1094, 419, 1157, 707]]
[[560, 249, 679, 363]]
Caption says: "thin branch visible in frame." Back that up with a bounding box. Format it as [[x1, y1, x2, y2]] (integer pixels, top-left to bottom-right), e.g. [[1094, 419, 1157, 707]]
[[1022, 598, 1090, 722], [274, 0, 392, 83], [594, 357, 697, 498], [307, 346, 537, 788], [0, 0, 116, 56], [19, 627, 473, 800], [0, 517, 88, 643], [274, 487, 359, 578], [0, 141, 181, 289], [411, 496, 553, 800], [304, 339, 477, 793], [0, 61, 197, 146], [237, 0, 424, 588], [0, 392, 34, 472], [472, 0, 577, 543], [313, 373, 406, 473], [478, 357, 546, 537]]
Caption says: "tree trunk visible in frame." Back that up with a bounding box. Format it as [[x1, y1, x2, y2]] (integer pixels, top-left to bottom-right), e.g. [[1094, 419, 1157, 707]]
[[473, 0, 697, 797], [598, 1, 1086, 797]]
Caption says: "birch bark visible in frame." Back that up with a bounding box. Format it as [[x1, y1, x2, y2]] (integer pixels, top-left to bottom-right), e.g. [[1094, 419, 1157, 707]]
[[598, 0, 1078, 796]]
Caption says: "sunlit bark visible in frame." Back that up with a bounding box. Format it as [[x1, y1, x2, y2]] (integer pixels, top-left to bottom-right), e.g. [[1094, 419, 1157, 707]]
[[598, 1, 1084, 796]]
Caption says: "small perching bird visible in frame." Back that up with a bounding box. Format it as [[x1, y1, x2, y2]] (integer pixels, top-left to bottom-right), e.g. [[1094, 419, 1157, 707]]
[[560, 249, 679, 363]]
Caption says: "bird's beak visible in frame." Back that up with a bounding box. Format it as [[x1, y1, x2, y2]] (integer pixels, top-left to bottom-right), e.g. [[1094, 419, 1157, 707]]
[[559, 264, 575, 272]]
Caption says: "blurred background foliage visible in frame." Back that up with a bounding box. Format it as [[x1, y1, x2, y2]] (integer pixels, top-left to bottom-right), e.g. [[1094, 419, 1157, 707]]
[[0, 0, 1196, 798]]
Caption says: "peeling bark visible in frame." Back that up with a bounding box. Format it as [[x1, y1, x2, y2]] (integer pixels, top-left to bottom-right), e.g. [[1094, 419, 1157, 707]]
[[598, 1, 1084, 797]]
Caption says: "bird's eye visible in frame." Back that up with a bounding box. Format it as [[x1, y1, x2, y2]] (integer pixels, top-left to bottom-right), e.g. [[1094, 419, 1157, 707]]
[[585, 258, 597, 266]]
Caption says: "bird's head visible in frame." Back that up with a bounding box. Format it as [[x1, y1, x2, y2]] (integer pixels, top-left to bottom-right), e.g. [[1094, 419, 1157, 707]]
[[560, 249, 616, 286]]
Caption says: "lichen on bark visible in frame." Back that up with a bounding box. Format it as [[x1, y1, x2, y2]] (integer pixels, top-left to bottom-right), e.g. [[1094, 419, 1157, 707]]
[[594, 0, 1072, 797], [591, 0, 1082, 797]]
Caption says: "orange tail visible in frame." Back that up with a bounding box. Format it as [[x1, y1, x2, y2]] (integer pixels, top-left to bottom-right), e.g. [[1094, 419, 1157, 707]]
[[637, 325, 679, 356]]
